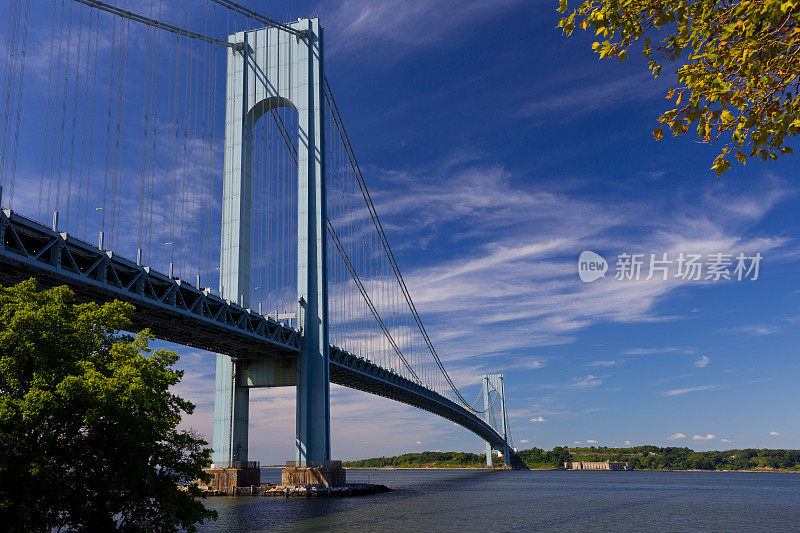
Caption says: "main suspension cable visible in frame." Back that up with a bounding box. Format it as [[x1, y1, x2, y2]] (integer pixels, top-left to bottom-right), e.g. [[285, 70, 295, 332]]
[[208, 0, 307, 37], [324, 79, 473, 407], [71, 0, 234, 47]]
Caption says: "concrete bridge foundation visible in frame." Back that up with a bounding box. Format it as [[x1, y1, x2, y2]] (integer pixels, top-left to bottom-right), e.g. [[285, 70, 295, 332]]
[[281, 460, 346, 487]]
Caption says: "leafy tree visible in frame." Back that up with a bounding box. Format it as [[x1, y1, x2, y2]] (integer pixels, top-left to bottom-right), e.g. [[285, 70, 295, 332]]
[[558, 0, 800, 175], [545, 446, 574, 467], [0, 280, 216, 532]]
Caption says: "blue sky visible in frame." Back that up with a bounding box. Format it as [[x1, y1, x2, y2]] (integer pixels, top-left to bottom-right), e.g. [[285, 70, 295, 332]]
[[3, 0, 799, 463]]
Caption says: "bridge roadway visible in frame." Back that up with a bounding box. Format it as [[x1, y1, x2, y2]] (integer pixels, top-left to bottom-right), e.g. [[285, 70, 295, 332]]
[[0, 207, 515, 453]]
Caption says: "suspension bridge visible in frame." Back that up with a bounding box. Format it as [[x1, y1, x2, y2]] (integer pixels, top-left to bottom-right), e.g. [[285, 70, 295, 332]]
[[0, 0, 522, 478]]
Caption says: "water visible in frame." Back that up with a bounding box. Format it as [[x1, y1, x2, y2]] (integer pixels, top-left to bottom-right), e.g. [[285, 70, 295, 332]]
[[198, 468, 800, 532]]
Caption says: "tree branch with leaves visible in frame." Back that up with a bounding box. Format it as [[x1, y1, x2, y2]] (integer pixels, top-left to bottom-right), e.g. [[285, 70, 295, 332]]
[[558, 0, 800, 175]]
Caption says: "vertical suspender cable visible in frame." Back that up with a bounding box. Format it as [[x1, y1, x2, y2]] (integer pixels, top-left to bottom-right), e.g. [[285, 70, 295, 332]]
[[101, 11, 118, 246], [82, 6, 100, 239], [8, 0, 30, 210], [75, 4, 92, 235], [56, 0, 74, 223], [0, 0, 20, 191], [39, 1, 59, 221], [137, 0, 154, 254], [110, 1, 130, 250], [65, 4, 83, 230], [47, 1, 66, 218]]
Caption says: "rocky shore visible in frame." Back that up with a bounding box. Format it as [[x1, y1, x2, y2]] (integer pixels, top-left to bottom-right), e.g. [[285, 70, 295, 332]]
[[192, 482, 391, 498]]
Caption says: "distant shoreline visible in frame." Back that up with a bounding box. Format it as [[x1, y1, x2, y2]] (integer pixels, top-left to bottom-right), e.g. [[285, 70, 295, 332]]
[[342, 466, 549, 471], [340, 466, 799, 474], [340, 448, 800, 472], [344, 466, 489, 470]]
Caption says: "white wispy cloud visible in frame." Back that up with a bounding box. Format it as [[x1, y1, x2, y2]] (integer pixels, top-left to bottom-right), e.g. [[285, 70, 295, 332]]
[[721, 325, 780, 336], [692, 434, 715, 441], [623, 347, 684, 355], [507, 359, 546, 371], [350, 159, 796, 380], [694, 356, 710, 368], [319, 0, 528, 55], [589, 360, 621, 367], [664, 385, 722, 396], [769, 431, 780, 436], [571, 375, 603, 388], [529, 416, 547, 422], [667, 432, 686, 440], [586, 439, 599, 444], [518, 73, 665, 119]]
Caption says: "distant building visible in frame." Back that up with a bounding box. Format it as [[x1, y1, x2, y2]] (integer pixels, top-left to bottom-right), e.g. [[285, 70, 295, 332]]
[[564, 461, 631, 471]]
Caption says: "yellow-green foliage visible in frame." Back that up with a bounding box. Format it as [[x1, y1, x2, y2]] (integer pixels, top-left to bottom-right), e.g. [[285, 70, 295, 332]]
[[559, 0, 800, 174]]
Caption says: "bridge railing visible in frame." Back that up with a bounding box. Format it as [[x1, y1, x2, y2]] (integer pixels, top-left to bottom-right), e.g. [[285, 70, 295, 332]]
[[329, 345, 508, 448], [0, 208, 299, 359]]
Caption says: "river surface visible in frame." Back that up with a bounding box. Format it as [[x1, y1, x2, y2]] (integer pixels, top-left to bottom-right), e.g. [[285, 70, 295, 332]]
[[197, 468, 800, 532]]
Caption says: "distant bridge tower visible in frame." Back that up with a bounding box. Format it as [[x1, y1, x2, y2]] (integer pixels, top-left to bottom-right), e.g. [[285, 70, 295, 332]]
[[213, 18, 329, 468], [483, 373, 510, 467]]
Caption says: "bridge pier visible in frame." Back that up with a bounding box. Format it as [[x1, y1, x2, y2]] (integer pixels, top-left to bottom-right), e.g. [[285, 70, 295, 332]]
[[287, 16, 336, 472], [211, 356, 249, 467], [483, 376, 493, 467]]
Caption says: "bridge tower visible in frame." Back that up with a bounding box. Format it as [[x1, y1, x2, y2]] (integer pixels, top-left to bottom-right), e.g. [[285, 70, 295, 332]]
[[213, 18, 330, 469], [483, 374, 511, 467]]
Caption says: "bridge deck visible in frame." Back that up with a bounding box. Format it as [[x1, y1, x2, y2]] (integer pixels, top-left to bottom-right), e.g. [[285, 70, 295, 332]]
[[0, 208, 511, 450]]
